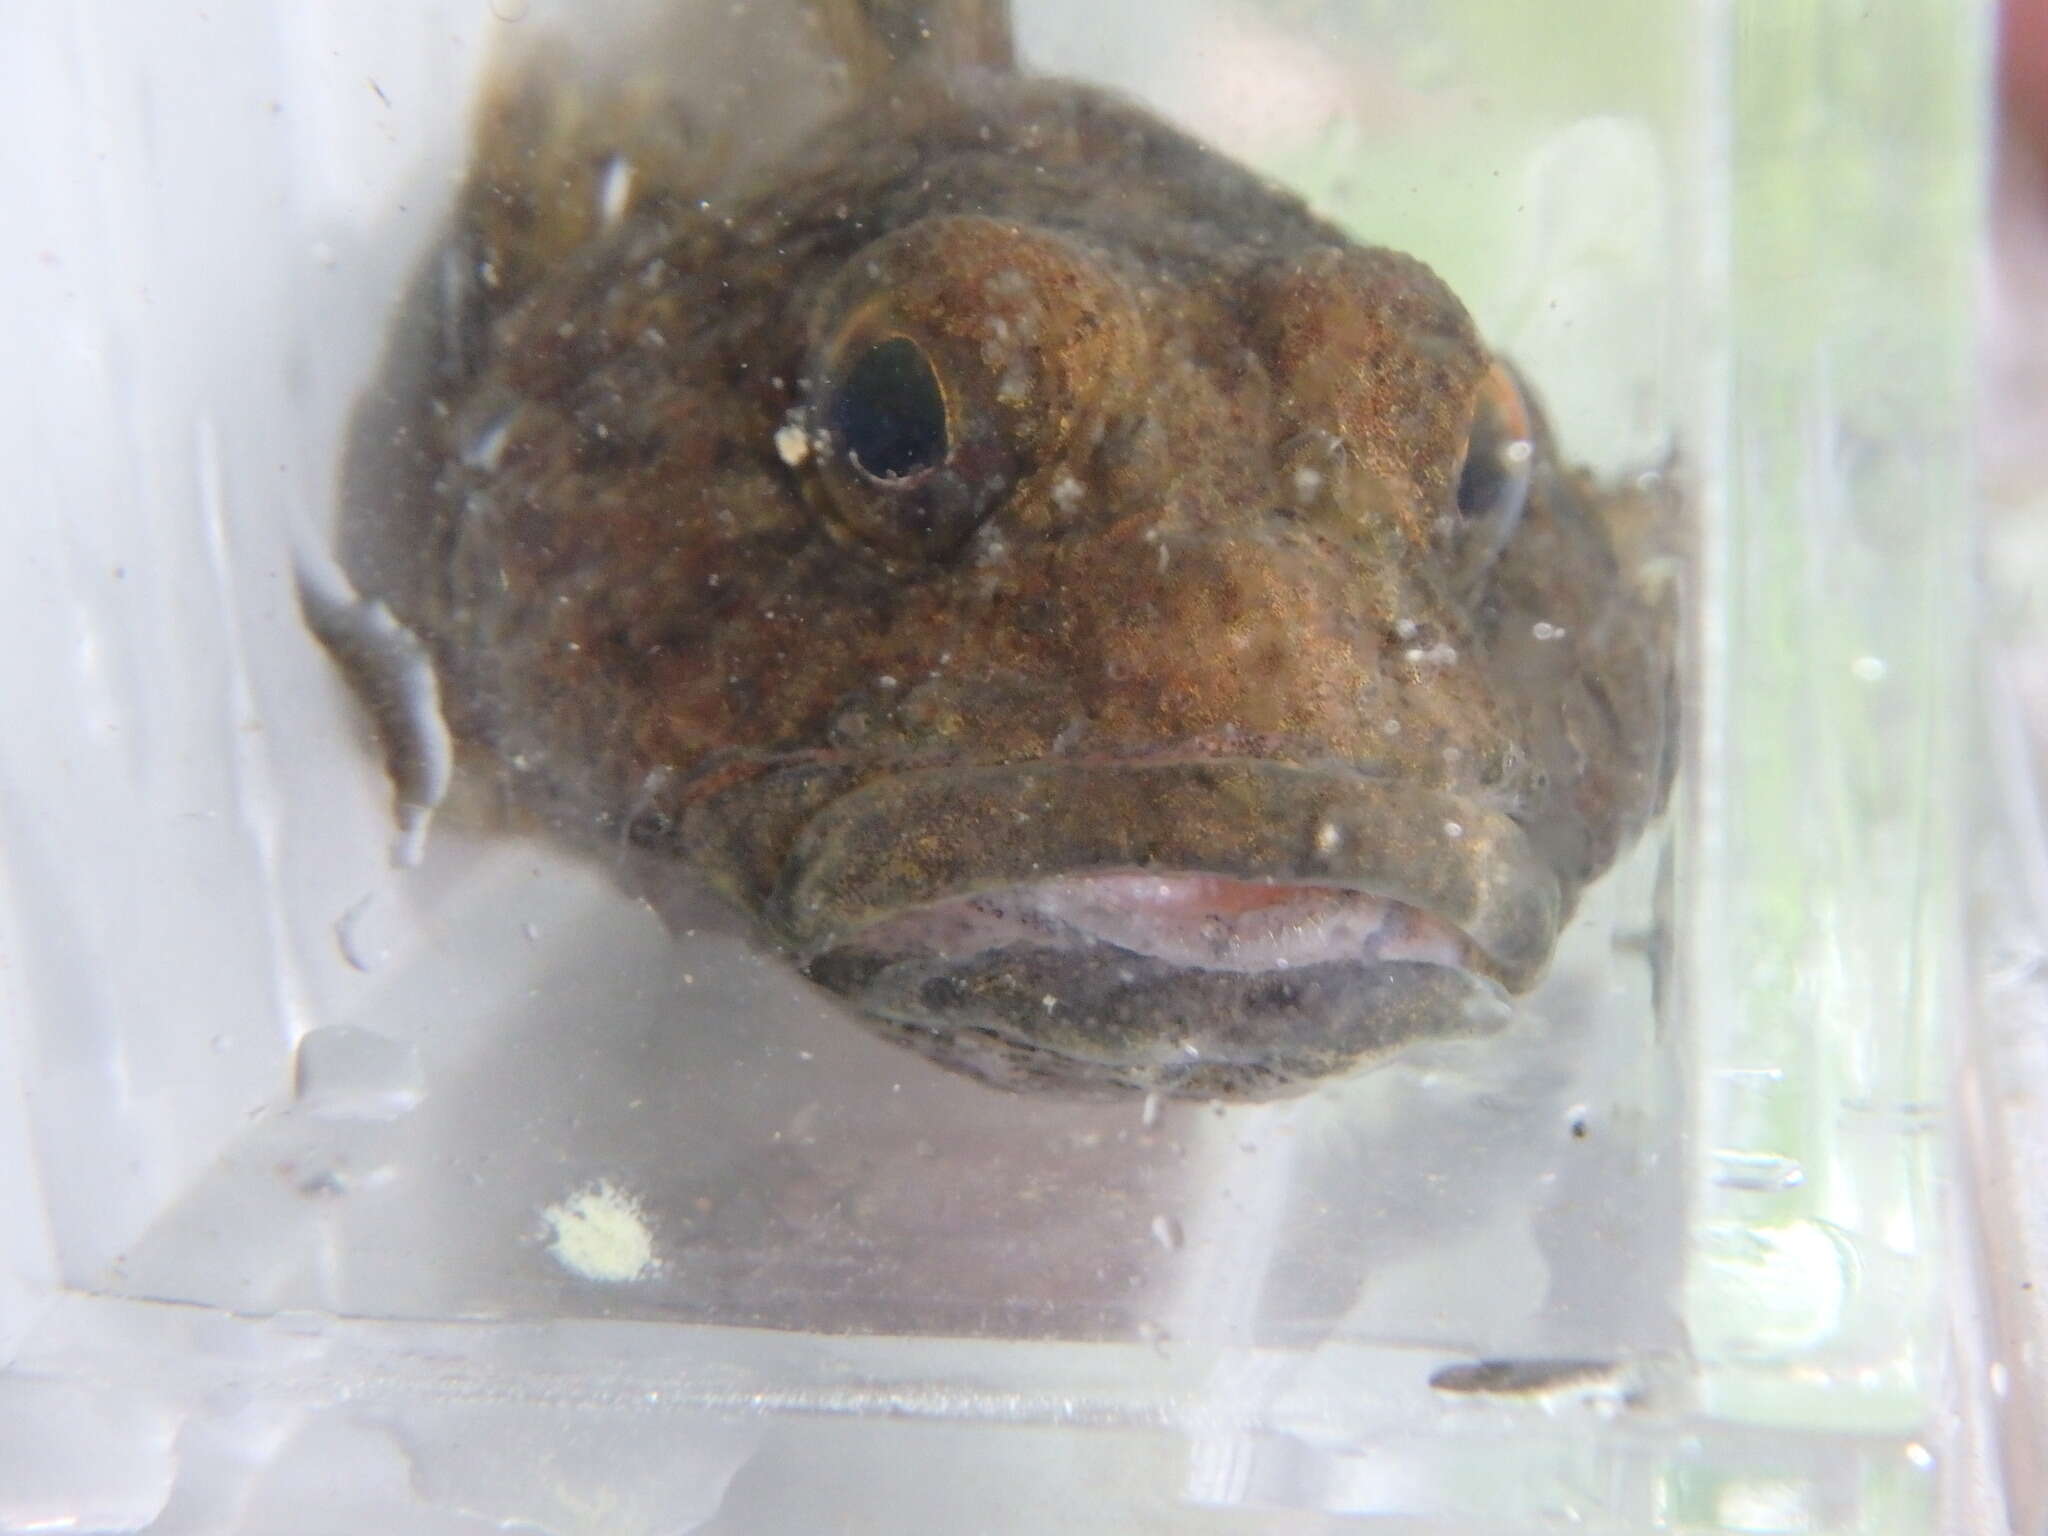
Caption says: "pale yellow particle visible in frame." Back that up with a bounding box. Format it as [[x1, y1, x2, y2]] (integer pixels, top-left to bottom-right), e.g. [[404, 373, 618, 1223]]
[[541, 1180, 656, 1283]]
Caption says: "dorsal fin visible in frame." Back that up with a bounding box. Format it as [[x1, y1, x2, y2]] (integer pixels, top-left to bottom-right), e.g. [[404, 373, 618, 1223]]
[[813, 0, 1016, 86]]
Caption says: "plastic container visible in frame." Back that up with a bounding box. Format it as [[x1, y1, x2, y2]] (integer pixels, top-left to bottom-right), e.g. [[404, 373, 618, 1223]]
[[0, 1, 2014, 1530]]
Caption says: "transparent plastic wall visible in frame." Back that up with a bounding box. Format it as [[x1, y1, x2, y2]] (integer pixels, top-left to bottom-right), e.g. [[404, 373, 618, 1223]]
[[0, 0, 1998, 1531]]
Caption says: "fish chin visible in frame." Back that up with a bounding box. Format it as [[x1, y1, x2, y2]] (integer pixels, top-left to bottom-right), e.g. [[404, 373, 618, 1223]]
[[801, 871, 1512, 1101]]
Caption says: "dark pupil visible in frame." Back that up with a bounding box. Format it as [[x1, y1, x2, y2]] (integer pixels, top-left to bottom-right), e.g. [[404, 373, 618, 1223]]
[[830, 337, 949, 480], [1456, 403, 1506, 518]]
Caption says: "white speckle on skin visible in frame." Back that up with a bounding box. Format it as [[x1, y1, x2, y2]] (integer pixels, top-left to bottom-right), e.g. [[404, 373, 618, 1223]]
[[1050, 474, 1084, 512], [541, 1181, 656, 1283], [597, 154, 635, 228], [1443, 820, 1464, 839], [462, 414, 514, 472], [774, 419, 811, 467], [1291, 465, 1324, 501], [1532, 621, 1565, 641], [1314, 820, 1343, 854], [1850, 655, 1887, 683]]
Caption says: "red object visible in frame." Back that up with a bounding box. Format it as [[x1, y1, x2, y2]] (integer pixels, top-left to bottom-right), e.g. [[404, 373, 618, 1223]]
[[2007, 0, 2048, 168]]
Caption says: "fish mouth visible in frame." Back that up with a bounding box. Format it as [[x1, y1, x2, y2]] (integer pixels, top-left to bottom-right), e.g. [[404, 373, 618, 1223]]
[[774, 758, 1561, 1099]]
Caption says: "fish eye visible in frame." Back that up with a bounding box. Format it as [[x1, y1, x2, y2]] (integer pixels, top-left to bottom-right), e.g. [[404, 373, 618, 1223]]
[[1456, 362, 1534, 527], [805, 324, 1010, 560], [1451, 361, 1535, 590], [829, 336, 951, 481]]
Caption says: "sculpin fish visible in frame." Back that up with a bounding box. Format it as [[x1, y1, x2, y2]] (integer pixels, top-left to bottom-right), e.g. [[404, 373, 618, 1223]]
[[334, 0, 1675, 1100]]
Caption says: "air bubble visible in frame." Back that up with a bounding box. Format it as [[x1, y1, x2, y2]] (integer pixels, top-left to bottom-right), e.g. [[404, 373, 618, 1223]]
[[1709, 1149, 1806, 1191], [294, 1026, 425, 1123], [298, 580, 452, 869], [334, 892, 399, 972]]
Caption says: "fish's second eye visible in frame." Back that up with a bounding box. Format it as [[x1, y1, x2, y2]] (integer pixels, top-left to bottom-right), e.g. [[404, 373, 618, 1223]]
[[1456, 362, 1533, 527], [830, 336, 950, 481], [1450, 360, 1536, 598]]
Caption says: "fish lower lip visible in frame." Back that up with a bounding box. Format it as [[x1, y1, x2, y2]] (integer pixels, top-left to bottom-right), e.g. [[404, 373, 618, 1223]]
[[773, 757, 1561, 989], [803, 870, 1503, 1099], [838, 871, 1476, 974], [803, 945, 1514, 1101]]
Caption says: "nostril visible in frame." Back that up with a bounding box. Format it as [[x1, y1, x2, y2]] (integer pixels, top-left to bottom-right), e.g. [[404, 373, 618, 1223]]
[[1247, 978, 1303, 1012], [919, 974, 969, 1011]]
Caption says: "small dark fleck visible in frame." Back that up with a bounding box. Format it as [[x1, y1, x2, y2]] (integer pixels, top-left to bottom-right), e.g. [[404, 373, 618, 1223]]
[[1430, 1357, 1619, 1396]]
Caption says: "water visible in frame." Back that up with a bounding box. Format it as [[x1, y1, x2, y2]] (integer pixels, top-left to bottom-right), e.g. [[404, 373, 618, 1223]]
[[0, 0, 1994, 1530]]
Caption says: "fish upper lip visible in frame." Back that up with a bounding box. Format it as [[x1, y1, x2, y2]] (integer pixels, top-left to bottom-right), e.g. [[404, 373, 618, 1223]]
[[770, 755, 1562, 991]]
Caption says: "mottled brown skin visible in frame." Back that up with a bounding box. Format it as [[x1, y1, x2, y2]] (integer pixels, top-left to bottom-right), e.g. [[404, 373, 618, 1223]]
[[341, 20, 1674, 1099]]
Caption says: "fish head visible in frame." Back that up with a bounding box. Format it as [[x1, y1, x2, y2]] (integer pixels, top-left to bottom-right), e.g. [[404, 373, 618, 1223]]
[[410, 80, 1675, 1098]]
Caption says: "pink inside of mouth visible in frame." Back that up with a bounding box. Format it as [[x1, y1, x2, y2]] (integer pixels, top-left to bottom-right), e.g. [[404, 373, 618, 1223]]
[[841, 871, 1471, 973]]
